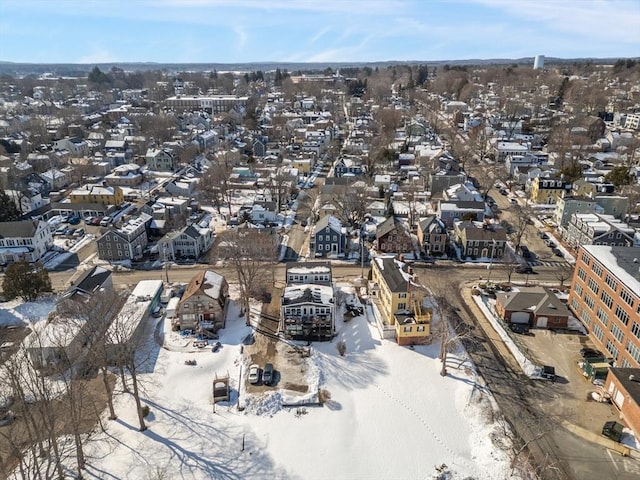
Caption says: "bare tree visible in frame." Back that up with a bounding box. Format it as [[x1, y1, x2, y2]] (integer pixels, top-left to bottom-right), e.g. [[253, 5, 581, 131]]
[[214, 229, 279, 318], [427, 278, 477, 377], [331, 184, 369, 229], [198, 158, 233, 216], [554, 263, 575, 289], [509, 204, 534, 254]]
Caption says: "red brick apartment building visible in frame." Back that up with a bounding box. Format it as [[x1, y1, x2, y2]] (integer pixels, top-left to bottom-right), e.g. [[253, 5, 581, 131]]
[[568, 246, 640, 368]]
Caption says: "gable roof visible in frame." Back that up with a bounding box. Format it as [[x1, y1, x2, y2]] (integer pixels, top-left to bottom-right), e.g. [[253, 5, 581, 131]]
[[313, 215, 343, 235], [376, 216, 407, 239], [374, 256, 411, 293], [0, 220, 41, 238], [496, 287, 570, 317], [180, 270, 226, 303]]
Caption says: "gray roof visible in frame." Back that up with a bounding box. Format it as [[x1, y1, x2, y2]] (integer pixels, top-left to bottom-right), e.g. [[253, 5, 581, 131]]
[[374, 256, 408, 293], [67, 266, 111, 296], [376, 216, 407, 239], [496, 287, 570, 317], [0, 220, 40, 238]]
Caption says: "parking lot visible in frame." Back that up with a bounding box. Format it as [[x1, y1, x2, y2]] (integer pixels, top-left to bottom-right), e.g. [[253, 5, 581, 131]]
[[511, 328, 620, 432]]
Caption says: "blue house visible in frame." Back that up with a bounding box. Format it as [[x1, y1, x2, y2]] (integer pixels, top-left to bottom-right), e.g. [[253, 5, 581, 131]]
[[334, 156, 365, 178], [311, 215, 347, 257]]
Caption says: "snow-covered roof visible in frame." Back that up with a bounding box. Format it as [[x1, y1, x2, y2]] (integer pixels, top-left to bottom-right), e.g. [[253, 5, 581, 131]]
[[281, 284, 334, 306]]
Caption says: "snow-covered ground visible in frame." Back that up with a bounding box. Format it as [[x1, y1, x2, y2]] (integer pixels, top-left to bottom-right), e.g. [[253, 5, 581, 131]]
[[45, 292, 518, 480], [1, 284, 521, 480]]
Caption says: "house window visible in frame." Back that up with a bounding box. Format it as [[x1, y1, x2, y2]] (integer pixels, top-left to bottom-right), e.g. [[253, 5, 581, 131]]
[[592, 323, 604, 341], [574, 284, 583, 296], [591, 263, 603, 277], [403, 326, 412, 333], [620, 289, 634, 308], [583, 294, 594, 310], [615, 305, 630, 326], [604, 274, 618, 292], [577, 267, 586, 281], [398, 303, 406, 310], [417, 326, 425, 332], [605, 339, 619, 361], [596, 307, 608, 325], [600, 291, 613, 310], [626, 340, 640, 364], [587, 278, 599, 295], [581, 253, 590, 265], [610, 323, 624, 343]]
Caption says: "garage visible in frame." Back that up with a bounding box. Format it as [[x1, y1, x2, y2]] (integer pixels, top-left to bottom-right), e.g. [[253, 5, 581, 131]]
[[511, 311, 530, 324], [536, 316, 548, 328]]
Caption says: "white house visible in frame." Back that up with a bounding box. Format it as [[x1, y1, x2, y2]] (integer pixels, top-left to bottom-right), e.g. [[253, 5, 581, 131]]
[[0, 220, 53, 265]]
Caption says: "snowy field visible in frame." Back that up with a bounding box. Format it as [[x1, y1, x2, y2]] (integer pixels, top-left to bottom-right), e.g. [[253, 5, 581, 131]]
[[1, 290, 519, 480]]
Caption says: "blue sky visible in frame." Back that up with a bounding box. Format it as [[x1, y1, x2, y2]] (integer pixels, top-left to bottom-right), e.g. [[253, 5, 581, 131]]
[[1, 0, 639, 64]]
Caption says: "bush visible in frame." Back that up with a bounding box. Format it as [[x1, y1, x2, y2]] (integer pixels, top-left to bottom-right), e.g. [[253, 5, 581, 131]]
[[141, 405, 151, 418], [318, 389, 332, 404], [336, 340, 347, 356]]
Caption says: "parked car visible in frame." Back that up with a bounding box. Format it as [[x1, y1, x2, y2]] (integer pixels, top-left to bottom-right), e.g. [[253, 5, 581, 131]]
[[100, 216, 112, 227], [602, 421, 624, 442], [262, 363, 274, 385], [515, 265, 533, 274], [54, 226, 67, 236], [92, 217, 103, 225], [509, 323, 530, 335], [211, 341, 222, 352], [68, 216, 81, 225], [552, 248, 563, 257], [535, 365, 556, 381], [248, 364, 260, 384], [509, 198, 518, 205], [84, 216, 95, 225], [73, 228, 85, 238]]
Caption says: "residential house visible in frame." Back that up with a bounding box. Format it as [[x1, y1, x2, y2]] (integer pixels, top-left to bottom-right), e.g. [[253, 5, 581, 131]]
[[250, 201, 279, 224], [604, 368, 640, 439], [69, 183, 124, 206], [61, 266, 113, 302], [157, 224, 213, 260], [494, 141, 530, 163], [553, 196, 599, 229], [96, 213, 151, 261], [437, 200, 485, 227], [529, 176, 571, 205], [417, 216, 448, 257], [568, 246, 640, 368], [428, 169, 467, 196], [565, 213, 635, 250], [53, 137, 88, 156], [285, 262, 332, 286], [453, 222, 506, 260], [104, 163, 144, 187], [39, 168, 68, 191], [175, 270, 229, 332], [495, 287, 572, 329], [0, 220, 53, 265], [369, 256, 431, 345], [334, 156, 365, 177], [280, 283, 335, 341], [310, 215, 347, 258], [376, 216, 413, 254], [146, 148, 176, 172]]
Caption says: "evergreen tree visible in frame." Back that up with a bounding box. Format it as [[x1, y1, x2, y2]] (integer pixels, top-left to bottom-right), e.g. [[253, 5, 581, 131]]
[[2, 260, 52, 302], [0, 190, 20, 222]]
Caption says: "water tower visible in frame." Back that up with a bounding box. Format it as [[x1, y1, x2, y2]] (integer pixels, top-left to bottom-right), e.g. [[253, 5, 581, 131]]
[[534, 55, 545, 70]]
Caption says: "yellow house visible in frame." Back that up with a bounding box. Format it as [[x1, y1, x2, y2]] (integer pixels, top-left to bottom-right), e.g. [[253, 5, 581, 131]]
[[529, 176, 568, 205], [69, 183, 124, 206], [290, 156, 314, 175], [370, 256, 431, 345]]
